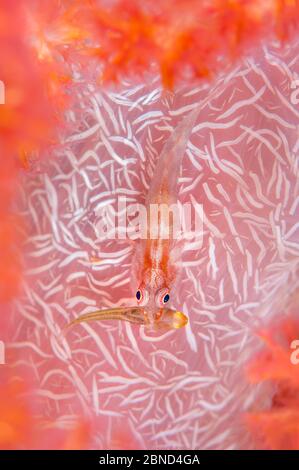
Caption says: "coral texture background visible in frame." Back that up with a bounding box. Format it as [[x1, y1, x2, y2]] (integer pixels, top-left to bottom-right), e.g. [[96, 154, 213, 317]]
[[6, 37, 299, 449]]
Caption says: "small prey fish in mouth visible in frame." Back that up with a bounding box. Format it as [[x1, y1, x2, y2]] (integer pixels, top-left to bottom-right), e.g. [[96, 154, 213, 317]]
[[65, 306, 188, 331], [66, 106, 200, 331]]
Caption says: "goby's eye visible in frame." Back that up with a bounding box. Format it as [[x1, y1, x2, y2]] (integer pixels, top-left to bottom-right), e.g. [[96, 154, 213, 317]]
[[156, 288, 170, 307], [136, 288, 149, 305]]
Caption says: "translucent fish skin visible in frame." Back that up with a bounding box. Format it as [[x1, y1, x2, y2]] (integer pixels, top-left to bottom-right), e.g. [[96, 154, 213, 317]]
[[146, 107, 200, 204]]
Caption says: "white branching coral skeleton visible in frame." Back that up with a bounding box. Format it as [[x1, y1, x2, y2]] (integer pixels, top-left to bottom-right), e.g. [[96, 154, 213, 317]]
[[12, 38, 299, 449]]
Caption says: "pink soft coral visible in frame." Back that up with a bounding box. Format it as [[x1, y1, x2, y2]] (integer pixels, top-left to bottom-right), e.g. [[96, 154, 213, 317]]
[[66, 0, 299, 88], [246, 314, 299, 449], [0, 368, 93, 450]]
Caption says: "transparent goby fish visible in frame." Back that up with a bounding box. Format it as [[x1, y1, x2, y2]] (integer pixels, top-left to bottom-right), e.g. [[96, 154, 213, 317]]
[[66, 103, 204, 332]]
